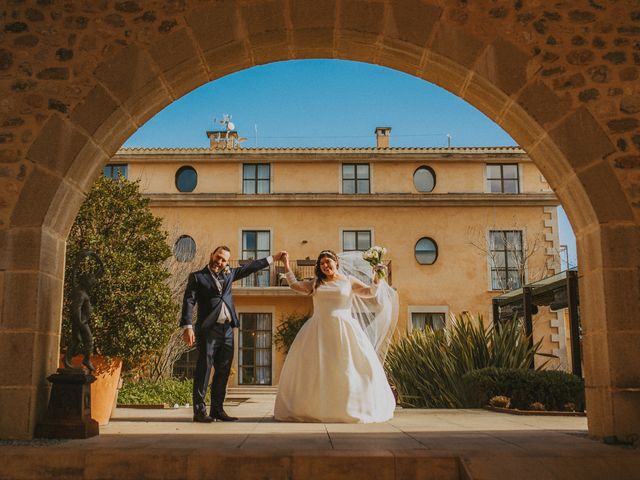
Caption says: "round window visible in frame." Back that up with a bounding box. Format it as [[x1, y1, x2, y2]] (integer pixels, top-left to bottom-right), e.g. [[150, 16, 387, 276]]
[[415, 237, 438, 265], [413, 166, 436, 193], [174, 235, 196, 262], [175, 166, 197, 192]]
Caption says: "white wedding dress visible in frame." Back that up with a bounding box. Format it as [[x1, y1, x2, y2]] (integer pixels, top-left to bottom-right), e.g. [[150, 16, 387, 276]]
[[274, 275, 396, 423]]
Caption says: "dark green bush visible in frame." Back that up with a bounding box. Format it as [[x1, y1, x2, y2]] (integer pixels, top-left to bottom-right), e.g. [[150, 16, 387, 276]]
[[118, 378, 209, 405], [273, 312, 311, 354], [463, 367, 585, 411]]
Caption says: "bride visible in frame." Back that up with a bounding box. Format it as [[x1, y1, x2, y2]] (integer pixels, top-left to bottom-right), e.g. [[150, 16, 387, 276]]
[[274, 249, 398, 423]]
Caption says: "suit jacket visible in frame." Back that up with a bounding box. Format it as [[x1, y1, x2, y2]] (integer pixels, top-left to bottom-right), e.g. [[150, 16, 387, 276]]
[[181, 257, 270, 331]]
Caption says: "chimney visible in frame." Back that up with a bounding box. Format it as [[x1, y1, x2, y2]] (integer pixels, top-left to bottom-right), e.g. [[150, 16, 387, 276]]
[[206, 130, 241, 150], [375, 127, 391, 148]]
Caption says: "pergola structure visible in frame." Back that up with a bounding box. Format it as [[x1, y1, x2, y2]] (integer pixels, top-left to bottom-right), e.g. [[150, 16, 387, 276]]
[[493, 269, 581, 376]]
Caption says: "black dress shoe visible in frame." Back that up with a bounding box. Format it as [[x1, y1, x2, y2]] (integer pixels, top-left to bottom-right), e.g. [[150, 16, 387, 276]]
[[193, 413, 215, 423], [211, 410, 238, 422]]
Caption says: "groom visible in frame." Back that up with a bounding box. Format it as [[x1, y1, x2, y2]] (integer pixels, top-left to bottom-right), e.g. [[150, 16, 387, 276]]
[[181, 245, 285, 422]]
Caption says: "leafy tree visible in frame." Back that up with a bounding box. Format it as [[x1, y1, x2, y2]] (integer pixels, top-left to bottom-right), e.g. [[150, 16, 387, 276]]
[[63, 175, 177, 371]]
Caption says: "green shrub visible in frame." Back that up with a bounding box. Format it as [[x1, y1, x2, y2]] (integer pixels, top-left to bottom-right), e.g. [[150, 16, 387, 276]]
[[273, 312, 311, 354], [384, 313, 550, 408], [463, 367, 585, 411], [118, 378, 209, 405]]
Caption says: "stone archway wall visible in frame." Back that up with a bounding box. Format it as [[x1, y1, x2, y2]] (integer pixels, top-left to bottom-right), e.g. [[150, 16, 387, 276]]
[[0, 1, 638, 440]]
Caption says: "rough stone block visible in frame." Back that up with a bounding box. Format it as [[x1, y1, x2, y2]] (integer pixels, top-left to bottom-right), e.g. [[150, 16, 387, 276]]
[[335, 33, 380, 64], [158, 59, 210, 101], [0, 447, 84, 478], [94, 45, 159, 106], [340, 0, 384, 36], [186, 1, 241, 53], [584, 385, 614, 437], [42, 179, 85, 238], [577, 162, 635, 222], [292, 28, 335, 55], [555, 175, 598, 235], [70, 85, 119, 138], [463, 72, 512, 122], [385, 0, 440, 47], [0, 331, 35, 386], [291, 0, 336, 30], [577, 269, 605, 334], [581, 332, 611, 388], [204, 41, 253, 81], [2, 271, 39, 330], [599, 223, 640, 269], [241, 0, 287, 43], [393, 451, 459, 480], [32, 332, 61, 393], [26, 115, 88, 177], [85, 450, 188, 480], [516, 81, 572, 127], [0, 387, 32, 440], [421, 51, 471, 97], [378, 40, 423, 76], [1, 226, 42, 271], [37, 230, 65, 278], [430, 24, 485, 68], [122, 77, 173, 128], [89, 107, 137, 158], [36, 273, 64, 334], [608, 331, 640, 387], [291, 451, 395, 480], [475, 38, 529, 96], [548, 106, 617, 171], [65, 137, 110, 193], [611, 390, 640, 442], [148, 28, 200, 74], [10, 166, 63, 228], [188, 451, 290, 479]]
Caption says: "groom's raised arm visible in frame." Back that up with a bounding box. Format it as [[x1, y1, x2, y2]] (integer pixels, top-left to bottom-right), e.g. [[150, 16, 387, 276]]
[[232, 251, 286, 282], [232, 257, 271, 282]]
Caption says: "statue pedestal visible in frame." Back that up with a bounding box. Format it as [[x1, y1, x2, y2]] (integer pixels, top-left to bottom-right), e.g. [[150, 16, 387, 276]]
[[35, 368, 99, 439]]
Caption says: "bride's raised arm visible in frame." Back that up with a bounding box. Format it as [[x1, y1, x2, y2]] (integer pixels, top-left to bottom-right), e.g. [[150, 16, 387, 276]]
[[282, 251, 315, 295], [349, 275, 379, 298]]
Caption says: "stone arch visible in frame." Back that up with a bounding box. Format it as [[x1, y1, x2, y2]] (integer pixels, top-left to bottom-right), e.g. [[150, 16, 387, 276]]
[[1, 0, 638, 441]]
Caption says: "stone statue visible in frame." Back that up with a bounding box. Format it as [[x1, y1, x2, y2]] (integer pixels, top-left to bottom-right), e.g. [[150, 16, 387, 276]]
[[63, 250, 104, 373]]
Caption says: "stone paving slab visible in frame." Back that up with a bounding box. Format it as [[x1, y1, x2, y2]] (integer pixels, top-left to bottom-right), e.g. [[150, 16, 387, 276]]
[[1, 394, 639, 479]]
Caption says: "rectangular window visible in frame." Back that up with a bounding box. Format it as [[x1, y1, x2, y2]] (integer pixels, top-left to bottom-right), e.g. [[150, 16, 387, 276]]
[[411, 312, 446, 332], [342, 164, 370, 194], [243, 164, 270, 194], [343, 230, 372, 252], [241, 230, 270, 286], [103, 164, 128, 180], [238, 313, 272, 385], [489, 230, 524, 290], [486, 164, 519, 193]]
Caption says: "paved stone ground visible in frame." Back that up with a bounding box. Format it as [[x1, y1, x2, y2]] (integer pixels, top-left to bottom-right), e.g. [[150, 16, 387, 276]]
[[1, 394, 639, 479]]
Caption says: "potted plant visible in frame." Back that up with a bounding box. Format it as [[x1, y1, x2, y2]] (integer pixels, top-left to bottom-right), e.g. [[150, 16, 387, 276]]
[[62, 176, 177, 425]]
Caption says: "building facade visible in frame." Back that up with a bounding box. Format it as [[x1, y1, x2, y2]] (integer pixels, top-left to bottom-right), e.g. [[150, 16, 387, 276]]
[[109, 128, 564, 387]]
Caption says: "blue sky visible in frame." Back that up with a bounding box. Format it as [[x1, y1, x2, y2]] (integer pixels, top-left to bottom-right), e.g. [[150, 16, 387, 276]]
[[124, 59, 576, 267]]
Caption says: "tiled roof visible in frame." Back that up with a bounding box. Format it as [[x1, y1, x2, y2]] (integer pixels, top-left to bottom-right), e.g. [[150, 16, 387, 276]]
[[116, 146, 525, 154]]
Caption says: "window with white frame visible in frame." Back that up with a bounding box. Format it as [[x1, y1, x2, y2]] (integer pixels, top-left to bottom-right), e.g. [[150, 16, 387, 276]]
[[489, 230, 524, 290], [241, 230, 270, 286], [409, 307, 448, 332]]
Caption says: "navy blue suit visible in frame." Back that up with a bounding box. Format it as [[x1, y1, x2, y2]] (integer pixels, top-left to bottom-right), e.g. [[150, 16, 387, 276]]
[[181, 258, 270, 415]]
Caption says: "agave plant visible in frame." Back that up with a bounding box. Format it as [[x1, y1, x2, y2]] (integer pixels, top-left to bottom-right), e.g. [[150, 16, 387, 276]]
[[384, 312, 551, 408]]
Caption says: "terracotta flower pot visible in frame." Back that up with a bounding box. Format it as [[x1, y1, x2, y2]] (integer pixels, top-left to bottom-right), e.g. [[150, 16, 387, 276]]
[[61, 355, 123, 426]]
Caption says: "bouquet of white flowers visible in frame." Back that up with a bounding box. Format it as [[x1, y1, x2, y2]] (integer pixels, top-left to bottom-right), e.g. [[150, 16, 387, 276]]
[[363, 246, 387, 279]]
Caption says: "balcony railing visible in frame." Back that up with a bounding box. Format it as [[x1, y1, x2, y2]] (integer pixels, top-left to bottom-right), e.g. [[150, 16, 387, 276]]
[[229, 259, 392, 288]]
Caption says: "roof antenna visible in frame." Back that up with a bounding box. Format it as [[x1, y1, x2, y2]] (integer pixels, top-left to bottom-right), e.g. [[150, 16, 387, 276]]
[[446, 133, 452, 148]]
